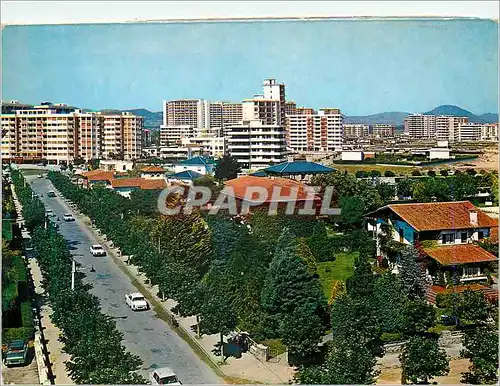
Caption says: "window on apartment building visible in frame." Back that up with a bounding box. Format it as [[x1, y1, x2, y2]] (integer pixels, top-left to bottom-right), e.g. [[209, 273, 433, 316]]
[[442, 233, 454, 244]]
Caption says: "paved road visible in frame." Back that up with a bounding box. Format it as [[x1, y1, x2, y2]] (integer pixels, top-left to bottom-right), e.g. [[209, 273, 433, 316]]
[[29, 176, 223, 384]]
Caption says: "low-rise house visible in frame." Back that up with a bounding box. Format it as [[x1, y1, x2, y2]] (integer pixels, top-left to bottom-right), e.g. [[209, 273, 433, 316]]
[[140, 166, 165, 180], [80, 170, 115, 187], [173, 156, 216, 176], [367, 201, 498, 302], [109, 178, 167, 198], [166, 170, 204, 186], [99, 160, 134, 172]]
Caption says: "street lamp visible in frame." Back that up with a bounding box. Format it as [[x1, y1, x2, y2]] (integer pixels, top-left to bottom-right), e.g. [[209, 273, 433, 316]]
[[71, 259, 96, 291]]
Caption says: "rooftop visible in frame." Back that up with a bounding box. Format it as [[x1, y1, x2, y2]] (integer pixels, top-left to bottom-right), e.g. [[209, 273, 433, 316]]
[[140, 165, 165, 173], [110, 178, 167, 190], [224, 176, 317, 203], [264, 161, 335, 175], [168, 170, 204, 180], [371, 201, 498, 231], [423, 244, 497, 266], [179, 156, 217, 166]]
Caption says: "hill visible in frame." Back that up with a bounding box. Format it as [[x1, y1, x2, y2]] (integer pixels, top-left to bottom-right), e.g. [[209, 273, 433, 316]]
[[345, 105, 498, 125], [344, 112, 409, 126]]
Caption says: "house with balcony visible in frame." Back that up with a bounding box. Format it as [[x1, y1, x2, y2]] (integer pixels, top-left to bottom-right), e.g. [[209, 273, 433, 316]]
[[367, 201, 498, 302], [140, 165, 166, 180]]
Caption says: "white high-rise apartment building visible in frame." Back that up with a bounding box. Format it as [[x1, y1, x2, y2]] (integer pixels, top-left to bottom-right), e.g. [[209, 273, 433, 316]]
[[286, 108, 343, 153], [226, 120, 287, 170], [456, 122, 499, 142], [372, 124, 395, 137], [435, 116, 468, 142], [406, 114, 436, 139], [241, 79, 286, 127], [407, 114, 469, 141]]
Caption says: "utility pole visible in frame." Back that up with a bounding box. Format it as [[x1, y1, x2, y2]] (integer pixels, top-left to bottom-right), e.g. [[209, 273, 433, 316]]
[[71, 259, 76, 291]]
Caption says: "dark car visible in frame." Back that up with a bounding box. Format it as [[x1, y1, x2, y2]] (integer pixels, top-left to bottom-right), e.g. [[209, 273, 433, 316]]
[[3, 340, 28, 367], [47, 191, 56, 198]]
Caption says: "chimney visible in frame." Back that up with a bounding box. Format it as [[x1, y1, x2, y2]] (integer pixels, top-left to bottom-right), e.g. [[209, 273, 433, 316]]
[[469, 210, 478, 226]]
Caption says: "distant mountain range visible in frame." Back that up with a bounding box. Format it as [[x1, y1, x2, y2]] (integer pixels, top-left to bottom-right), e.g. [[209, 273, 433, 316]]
[[98, 104, 498, 128], [344, 105, 498, 126]]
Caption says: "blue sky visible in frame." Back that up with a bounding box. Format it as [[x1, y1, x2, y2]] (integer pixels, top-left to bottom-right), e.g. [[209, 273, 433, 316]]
[[2, 19, 498, 115]]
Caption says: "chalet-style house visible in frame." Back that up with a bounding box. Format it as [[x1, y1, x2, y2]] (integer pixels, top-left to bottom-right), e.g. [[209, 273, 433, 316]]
[[367, 201, 498, 302]]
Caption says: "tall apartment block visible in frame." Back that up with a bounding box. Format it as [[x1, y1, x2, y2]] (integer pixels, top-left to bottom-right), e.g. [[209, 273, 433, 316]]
[[226, 121, 287, 170], [1, 102, 143, 163], [343, 124, 370, 138], [435, 116, 468, 142], [226, 79, 288, 169], [406, 114, 470, 141], [406, 114, 437, 139], [221, 102, 243, 126], [285, 101, 297, 115], [296, 107, 317, 115], [372, 124, 396, 137], [456, 122, 499, 142], [286, 108, 343, 153]]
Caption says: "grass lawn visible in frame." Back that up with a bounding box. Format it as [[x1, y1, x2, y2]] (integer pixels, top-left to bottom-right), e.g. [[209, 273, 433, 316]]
[[258, 338, 287, 356], [330, 163, 417, 176], [317, 252, 359, 298]]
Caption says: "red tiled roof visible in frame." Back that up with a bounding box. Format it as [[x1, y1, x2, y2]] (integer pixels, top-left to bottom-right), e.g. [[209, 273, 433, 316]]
[[224, 176, 316, 203], [386, 201, 498, 231], [81, 170, 114, 182], [431, 284, 492, 294], [140, 166, 165, 173], [110, 178, 167, 190], [423, 244, 497, 266]]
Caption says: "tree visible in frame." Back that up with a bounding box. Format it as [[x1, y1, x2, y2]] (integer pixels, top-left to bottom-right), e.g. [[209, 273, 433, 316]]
[[455, 290, 491, 325], [295, 335, 378, 384], [355, 170, 368, 178], [376, 182, 395, 204], [401, 299, 436, 335], [466, 168, 477, 176], [199, 290, 238, 361], [214, 154, 241, 180], [373, 274, 406, 333], [261, 228, 326, 361], [384, 170, 396, 177], [346, 253, 376, 299], [461, 327, 499, 384], [339, 196, 365, 230], [427, 170, 436, 177], [411, 170, 422, 176], [400, 335, 449, 384], [399, 246, 426, 299], [440, 169, 449, 177], [396, 178, 415, 198], [308, 222, 333, 262]]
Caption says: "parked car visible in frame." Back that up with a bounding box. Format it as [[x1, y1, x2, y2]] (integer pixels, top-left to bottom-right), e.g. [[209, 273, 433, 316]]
[[63, 213, 75, 222], [125, 292, 149, 311], [3, 340, 29, 367], [47, 191, 56, 198], [45, 209, 55, 217], [90, 244, 106, 257], [37, 174, 43, 178], [149, 367, 181, 385]]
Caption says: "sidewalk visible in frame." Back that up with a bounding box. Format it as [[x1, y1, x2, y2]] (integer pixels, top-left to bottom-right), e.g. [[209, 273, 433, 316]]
[[11, 182, 73, 385], [28, 259, 74, 385]]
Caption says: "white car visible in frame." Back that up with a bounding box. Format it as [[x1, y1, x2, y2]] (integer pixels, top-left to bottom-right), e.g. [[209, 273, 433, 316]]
[[45, 209, 55, 217], [63, 213, 75, 222], [125, 292, 149, 311], [89, 244, 106, 256], [149, 367, 181, 385]]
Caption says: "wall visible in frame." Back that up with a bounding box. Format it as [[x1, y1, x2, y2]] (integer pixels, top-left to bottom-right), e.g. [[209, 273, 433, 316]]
[[391, 219, 415, 245]]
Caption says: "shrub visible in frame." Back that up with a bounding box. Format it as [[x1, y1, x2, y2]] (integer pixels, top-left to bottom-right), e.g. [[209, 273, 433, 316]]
[[20, 302, 34, 329], [355, 171, 368, 178], [2, 327, 34, 344], [384, 170, 396, 177], [436, 293, 453, 309], [381, 332, 404, 344], [440, 170, 449, 177], [427, 170, 436, 177], [369, 170, 382, 178], [411, 170, 422, 176]]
